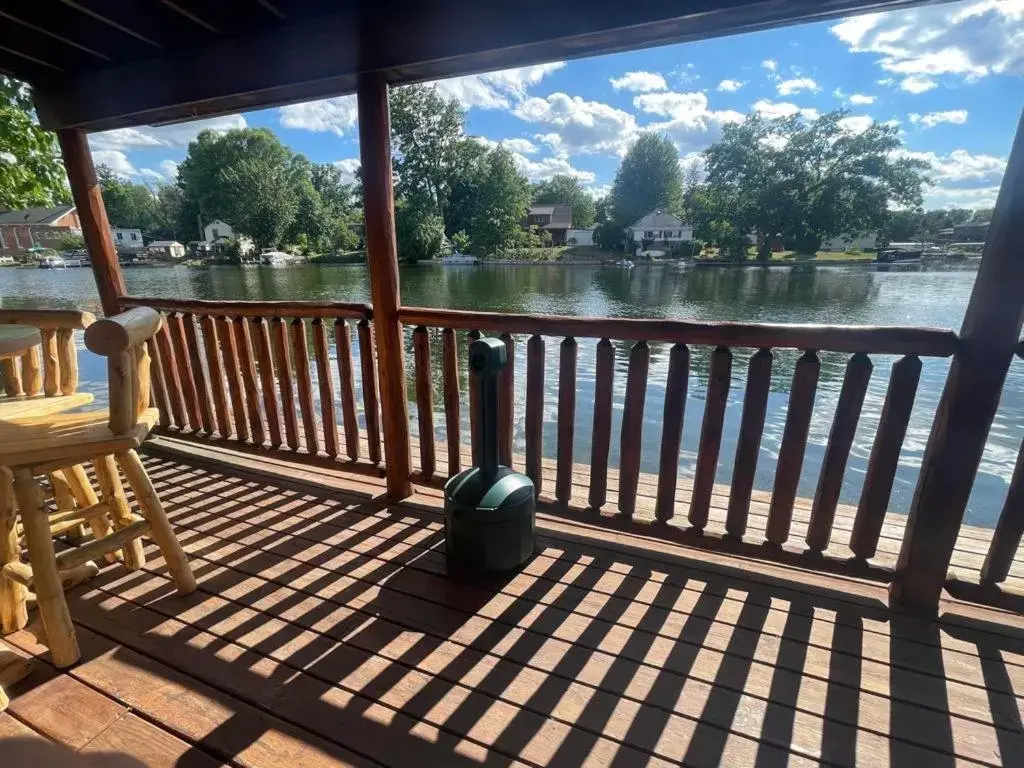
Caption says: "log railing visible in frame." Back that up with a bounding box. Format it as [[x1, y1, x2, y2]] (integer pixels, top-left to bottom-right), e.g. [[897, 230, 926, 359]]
[[118, 297, 380, 464], [0, 310, 94, 401], [400, 306, 961, 579]]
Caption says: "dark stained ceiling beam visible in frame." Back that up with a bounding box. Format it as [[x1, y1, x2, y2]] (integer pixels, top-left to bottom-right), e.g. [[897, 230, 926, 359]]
[[32, 0, 957, 133], [60, 0, 163, 48], [156, 0, 219, 34], [0, 10, 113, 62]]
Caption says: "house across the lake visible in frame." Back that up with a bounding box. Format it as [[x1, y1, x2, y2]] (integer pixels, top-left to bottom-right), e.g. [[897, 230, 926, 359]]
[[147, 240, 186, 259], [524, 204, 572, 245], [627, 210, 693, 246], [110, 227, 144, 251], [0, 204, 81, 258]]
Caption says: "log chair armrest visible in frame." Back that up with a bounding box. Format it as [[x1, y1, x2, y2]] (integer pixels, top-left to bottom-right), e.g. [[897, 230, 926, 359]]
[[0, 310, 95, 330], [84, 308, 163, 357]]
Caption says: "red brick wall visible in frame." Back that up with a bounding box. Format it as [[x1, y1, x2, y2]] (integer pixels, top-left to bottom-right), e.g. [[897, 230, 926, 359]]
[[0, 224, 76, 256]]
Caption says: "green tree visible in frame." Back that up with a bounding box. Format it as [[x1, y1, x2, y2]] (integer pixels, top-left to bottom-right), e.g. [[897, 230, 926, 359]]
[[0, 77, 68, 209], [395, 196, 445, 262], [54, 232, 85, 251], [310, 162, 354, 217], [218, 158, 298, 250], [532, 175, 596, 228], [97, 165, 158, 232], [703, 111, 928, 260], [610, 134, 683, 228], [462, 148, 531, 255]]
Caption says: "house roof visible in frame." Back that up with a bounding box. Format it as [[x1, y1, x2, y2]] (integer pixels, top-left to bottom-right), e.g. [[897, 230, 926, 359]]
[[0, 205, 76, 226], [1, 2, 929, 132], [529, 204, 571, 229], [630, 210, 687, 229], [148, 240, 184, 248]]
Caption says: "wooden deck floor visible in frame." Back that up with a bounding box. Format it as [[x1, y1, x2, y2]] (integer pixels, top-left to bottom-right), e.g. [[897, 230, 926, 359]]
[[3, 443, 1024, 766]]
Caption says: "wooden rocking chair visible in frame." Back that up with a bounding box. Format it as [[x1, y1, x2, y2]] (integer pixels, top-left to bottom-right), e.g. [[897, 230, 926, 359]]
[[0, 307, 196, 667]]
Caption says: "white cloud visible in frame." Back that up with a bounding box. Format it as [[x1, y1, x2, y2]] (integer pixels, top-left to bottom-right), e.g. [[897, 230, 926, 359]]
[[924, 184, 1002, 209], [432, 63, 566, 109], [280, 95, 358, 136], [90, 115, 246, 151], [137, 159, 180, 185], [908, 109, 969, 128], [513, 93, 639, 156], [776, 77, 820, 95], [584, 184, 612, 200], [500, 138, 539, 155], [332, 158, 360, 185], [838, 115, 875, 134], [717, 79, 747, 92], [633, 91, 744, 152], [762, 59, 778, 71], [752, 100, 820, 120], [609, 71, 667, 92], [91, 150, 136, 177], [830, 2, 1024, 84], [900, 75, 938, 93], [897, 147, 1006, 184], [849, 93, 876, 105], [877, 77, 897, 86], [510, 154, 596, 183]]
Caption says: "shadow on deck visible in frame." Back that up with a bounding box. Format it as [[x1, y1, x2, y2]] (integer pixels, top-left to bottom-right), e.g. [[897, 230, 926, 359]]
[[2, 443, 1023, 767]]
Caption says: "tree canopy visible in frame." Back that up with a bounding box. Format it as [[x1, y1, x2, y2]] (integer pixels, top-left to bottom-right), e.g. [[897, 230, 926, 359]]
[[0, 77, 69, 210], [698, 110, 928, 259], [610, 134, 683, 228], [532, 175, 596, 228]]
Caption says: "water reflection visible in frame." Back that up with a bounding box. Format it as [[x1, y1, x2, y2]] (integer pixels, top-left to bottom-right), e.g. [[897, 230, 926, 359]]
[[1, 262, 1017, 526]]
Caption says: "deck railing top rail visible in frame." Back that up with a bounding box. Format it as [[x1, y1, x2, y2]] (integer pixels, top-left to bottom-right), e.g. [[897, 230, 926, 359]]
[[120, 296, 373, 321], [399, 306, 961, 357]]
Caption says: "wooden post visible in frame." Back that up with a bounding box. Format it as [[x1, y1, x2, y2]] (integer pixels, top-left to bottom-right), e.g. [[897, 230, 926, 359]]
[[358, 72, 412, 498], [892, 110, 1024, 615], [57, 129, 125, 317]]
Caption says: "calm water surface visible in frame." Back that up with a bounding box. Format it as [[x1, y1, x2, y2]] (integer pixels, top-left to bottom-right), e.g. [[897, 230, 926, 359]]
[[2, 262, 1018, 527]]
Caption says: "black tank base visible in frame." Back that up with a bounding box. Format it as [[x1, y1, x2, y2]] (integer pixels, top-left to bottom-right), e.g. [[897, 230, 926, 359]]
[[444, 465, 536, 573]]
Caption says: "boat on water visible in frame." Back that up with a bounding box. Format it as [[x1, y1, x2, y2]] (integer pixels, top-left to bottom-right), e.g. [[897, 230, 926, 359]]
[[614, 259, 635, 268], [875, 243, 924, 264], [440, 251, 479, 265], [259, 249, 304, 266], [37, 254, 66, 269]]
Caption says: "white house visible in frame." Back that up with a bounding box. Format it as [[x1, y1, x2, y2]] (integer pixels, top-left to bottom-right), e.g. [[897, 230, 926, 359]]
[[626, 211, 693, 244], [567, 229, 594, 246], [147, 240, 186, 259], [110, 227, 144, 249], [203, 219, 233, 242]]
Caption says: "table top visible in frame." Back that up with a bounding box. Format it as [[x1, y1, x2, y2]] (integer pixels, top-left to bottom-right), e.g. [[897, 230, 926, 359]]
[[0, 325, 41, 358]]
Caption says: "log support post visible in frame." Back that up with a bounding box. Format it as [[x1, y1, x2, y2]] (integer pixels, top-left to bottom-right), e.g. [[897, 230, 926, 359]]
[[57, 129, 126, 317], [358, 73, 412, 498], [892, 110, 1024, 615]]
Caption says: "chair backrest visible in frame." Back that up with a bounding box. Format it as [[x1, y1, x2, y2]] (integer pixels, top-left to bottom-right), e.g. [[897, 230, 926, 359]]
[[0, 310, 95, 399], [84, 307, 163, 434]]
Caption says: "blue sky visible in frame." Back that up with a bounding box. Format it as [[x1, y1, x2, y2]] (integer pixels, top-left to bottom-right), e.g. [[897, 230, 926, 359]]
[[89, 0, 1023, 211]]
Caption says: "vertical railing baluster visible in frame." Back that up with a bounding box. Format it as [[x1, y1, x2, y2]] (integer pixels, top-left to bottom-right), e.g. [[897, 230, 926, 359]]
[[981, 438, 1024, 584], [1, 356, 23, 397], [851, 354, 921, 559], [167, 313, 201, 430], [156, 317, 187, 429], [726, 348, 773, 539], [412, 326, 435, 477], [20, 345, 41, 396], [270, 317, 299, 451], [358, 318, 381, 464], [499, 332, 515, 467], [146, 337, 171, 429], [766, 350, 820, 545], [442, 327, 461, 476], [182, 313, 214, 433], [234, 314, 265, 447], [656, 343, 689, 521], [56, 328, 77, 396], [468, 329, 481, 466], [335, 319, 361, 460], [689, 346, 731, 531], [291, 318, 319, 455], [807, 353, 872, 552], [619, 341, 650, 517], [40, 328, 59, 397], [589, 338, 614, 510], [556, 336, 577, 505], [199, 315, 231, 438], [312, 318, 339, 458], [216, 316, 248, 442], [252, 317, 282, 449], [525, 334, 545, 494]]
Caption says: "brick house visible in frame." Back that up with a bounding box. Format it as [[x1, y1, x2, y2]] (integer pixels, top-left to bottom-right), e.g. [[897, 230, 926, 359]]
[[0, 205, 81, 258]]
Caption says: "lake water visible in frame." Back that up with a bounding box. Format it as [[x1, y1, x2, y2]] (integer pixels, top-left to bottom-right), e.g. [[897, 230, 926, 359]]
[[2, 262, 1019, 527]]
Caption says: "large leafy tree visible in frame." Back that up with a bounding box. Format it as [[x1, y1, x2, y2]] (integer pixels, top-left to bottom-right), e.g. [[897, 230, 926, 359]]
[[532, 175, 596, 228], [610, 133, 684, 228], [702, 111, 928, 259], [217, 158, 298, 250], [0, 77, 69, 209], [459, 148, 532, 256], [97, 165, 158, 231]]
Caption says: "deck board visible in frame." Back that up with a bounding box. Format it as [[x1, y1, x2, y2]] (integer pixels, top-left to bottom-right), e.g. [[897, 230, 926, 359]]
[[4, 445, 1024, 766]]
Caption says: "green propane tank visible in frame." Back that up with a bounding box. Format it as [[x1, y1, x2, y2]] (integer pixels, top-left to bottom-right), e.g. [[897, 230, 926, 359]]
[[444, 337, 535, 572]]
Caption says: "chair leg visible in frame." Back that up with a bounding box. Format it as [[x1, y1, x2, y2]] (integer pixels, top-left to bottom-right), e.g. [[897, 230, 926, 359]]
[[49, 471, 86, 543], [0, 472, 28, 635], [115, 450, 196, 595], [11, 469, 79, 667], [63, 464, 119, 564], [93, 456, 145, 570]]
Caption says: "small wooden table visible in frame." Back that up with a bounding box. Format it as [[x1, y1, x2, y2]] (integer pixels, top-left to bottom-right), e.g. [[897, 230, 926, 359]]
[[0, 325, 41, 360]]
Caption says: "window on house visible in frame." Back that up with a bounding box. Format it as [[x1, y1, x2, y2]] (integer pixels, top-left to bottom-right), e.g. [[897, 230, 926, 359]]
[[131, 232, 137, 240], [212, 228, 219, 238], [116, 232, 123, 240], [645, 231, 654, 239]]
